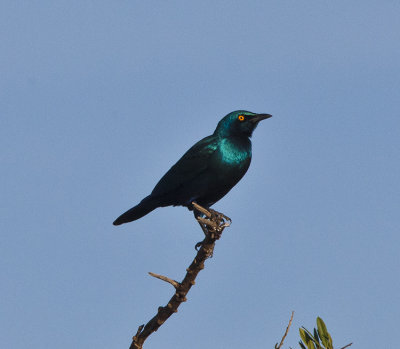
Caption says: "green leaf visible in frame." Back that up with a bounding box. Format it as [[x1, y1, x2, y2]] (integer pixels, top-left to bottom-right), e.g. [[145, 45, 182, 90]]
[[299, 341, 307, 349], [299, 328, 308, 343], [313, 328, 320, 345], [299, 328, 316, 349], [303, 327, 317, 342], [328, 332, 333, 349], [306, 341, 316, 349], [299, 328, 307, 343], [316, 317, 330, 348]]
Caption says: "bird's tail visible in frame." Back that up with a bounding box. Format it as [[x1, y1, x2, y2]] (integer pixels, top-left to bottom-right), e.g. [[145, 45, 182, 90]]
[[113, 195, 159, 226]]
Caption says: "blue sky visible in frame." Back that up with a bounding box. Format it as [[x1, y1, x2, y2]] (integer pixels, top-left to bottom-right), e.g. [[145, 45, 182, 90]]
[[1, 1, 399, 348]]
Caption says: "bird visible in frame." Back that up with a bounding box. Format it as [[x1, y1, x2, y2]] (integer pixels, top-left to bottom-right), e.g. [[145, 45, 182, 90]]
[[113, 110, 272, 226]]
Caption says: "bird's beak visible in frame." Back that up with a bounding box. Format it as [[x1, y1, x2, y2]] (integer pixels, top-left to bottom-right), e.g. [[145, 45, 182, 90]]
[[251, 113, 272, 123]]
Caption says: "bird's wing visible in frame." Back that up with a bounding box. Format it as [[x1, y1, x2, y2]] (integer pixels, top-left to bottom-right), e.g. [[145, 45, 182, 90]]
[[150, 135, 219, 198]]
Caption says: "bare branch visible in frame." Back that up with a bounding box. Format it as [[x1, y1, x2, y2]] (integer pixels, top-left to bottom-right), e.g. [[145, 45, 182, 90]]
[[275, 311, 294, 349], [129, 203, 231, 349], [339, 343, 353, 349]]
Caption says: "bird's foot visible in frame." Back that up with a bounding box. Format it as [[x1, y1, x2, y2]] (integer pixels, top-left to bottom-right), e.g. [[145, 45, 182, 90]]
[[192, 202, 231, 250], [207, 208, 232, 226]]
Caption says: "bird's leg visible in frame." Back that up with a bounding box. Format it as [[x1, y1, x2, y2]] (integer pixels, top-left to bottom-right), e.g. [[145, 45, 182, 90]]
[[193, 210, 209, 235], [193, 208, 209, 250]]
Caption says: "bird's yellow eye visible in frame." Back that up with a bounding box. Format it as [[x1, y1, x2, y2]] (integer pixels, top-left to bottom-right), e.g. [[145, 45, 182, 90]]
[[238, 115, 245, 121]]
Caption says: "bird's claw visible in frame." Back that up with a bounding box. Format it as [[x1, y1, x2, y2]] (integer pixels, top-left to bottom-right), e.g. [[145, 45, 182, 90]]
[[192, 202, 231, 238], [195, 241, 203, 251], [208, 208, 231, 227]]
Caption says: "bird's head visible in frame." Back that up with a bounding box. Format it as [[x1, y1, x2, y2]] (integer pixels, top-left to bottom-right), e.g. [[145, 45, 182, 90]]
[[214, 110, 272, 138]]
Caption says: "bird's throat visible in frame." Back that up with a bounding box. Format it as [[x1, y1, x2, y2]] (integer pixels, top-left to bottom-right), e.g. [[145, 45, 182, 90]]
[[219, 137, 251, 166]]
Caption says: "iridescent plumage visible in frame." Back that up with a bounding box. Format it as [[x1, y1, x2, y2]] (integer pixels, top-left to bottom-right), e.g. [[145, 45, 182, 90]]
[[113, 110, 271, 225]]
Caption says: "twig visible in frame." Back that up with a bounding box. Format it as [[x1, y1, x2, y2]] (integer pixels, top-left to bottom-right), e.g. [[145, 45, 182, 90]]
[[148, 272, 179, 289], [128, 203, 230, 349], [275, 311, 294, 349], [339, 343, 353, 349]]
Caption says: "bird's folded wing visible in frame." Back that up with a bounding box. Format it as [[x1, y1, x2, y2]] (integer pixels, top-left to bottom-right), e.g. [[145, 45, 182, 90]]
[[150, 135, 219, 197]]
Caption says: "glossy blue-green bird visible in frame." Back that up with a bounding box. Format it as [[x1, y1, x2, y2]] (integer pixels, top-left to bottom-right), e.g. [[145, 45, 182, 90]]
[[113, 110, 272, 225]]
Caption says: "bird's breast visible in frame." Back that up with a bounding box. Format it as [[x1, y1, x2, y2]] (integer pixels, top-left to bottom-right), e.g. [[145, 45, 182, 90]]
[[218, 138, 251, 167]]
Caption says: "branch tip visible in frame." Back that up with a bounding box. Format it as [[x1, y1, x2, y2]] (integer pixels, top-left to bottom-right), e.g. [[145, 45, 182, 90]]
[[148, 272, 180, 289], [275, 311, 294, 349]]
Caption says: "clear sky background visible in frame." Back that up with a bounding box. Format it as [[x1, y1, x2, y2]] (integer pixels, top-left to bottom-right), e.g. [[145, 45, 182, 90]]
[[1, 1, 399, 348]]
